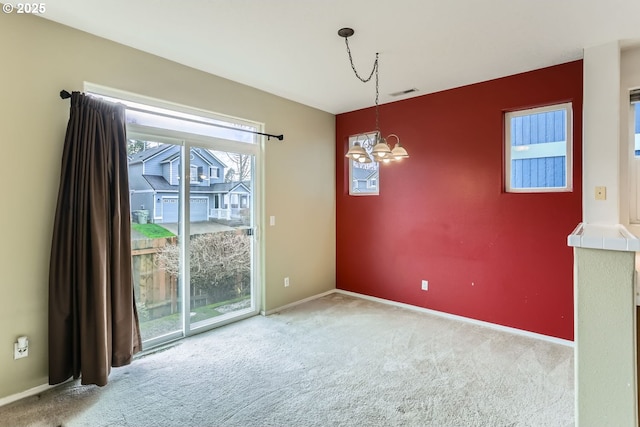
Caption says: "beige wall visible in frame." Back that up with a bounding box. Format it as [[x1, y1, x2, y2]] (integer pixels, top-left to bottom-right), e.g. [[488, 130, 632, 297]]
[[574, 247, 636, 426], [574, 41, 640, 426], [0, 14, 335, 399], [622, 45, 640, 231], [582, 41, 621, 224]]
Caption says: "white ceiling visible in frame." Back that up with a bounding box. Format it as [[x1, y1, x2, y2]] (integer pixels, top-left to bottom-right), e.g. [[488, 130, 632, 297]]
[[40, 0, 640, 114]]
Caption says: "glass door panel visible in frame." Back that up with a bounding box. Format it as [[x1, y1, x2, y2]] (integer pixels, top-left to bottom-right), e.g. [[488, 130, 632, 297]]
[[188, 147, 254, 328], [129, 138, 184, 345], [127, 132, 259, 349]]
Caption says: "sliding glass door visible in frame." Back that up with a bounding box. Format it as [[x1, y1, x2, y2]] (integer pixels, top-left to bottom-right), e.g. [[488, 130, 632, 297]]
[[128, 132, 258, 348], [85, 83, 262, 349], [187, 146, 255, 329], [129, 137, 184, 345]]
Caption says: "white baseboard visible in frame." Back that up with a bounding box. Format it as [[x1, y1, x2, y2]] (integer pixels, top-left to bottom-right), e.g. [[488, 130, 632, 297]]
[[261, 289, 335, 316], [0, 382, 57, 408], [263, 288, 573, 347], [334, 289, 575, 347]]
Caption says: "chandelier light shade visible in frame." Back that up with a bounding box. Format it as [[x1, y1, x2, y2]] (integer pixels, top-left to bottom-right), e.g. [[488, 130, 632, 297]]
[[339, 27, 409, 164], [388, 134, 409, 159], [371, 134, 393, 160], [345, 140, 368, 161]]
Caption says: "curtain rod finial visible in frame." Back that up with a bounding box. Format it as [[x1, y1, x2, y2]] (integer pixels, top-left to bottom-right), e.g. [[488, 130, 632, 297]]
[[60, 90, 71, 99]]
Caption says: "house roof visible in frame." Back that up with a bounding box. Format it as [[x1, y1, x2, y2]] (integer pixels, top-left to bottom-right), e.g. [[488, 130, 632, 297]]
[[142, 175, 250, 194], [142, 175, 175, 191], [352, 167, 378, 181], [129, 145, 228, 170], [211, 182, 251, 193], [128, 145, 172, 165]]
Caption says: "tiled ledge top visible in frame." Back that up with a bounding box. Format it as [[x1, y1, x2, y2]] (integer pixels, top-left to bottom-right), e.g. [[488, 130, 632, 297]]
[[567, 223, 640, 251]]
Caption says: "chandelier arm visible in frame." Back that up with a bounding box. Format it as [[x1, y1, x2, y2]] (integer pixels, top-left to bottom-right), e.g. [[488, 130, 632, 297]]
[[386, 134, 399, 144]]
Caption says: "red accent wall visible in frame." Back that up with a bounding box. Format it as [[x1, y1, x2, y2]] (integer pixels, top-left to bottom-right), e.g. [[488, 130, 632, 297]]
[[336, 61, 583, 341]]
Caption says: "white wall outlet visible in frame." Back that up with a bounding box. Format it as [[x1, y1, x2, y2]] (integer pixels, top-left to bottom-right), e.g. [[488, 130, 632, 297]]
[[421, 280, 428, 291], [270, 216, 276, 226], [284, 277, 290, 287], [14, 337, 28, 360]]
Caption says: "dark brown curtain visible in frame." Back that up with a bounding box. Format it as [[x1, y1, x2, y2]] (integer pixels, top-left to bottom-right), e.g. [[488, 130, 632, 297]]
[[49, 92, 141, 387]]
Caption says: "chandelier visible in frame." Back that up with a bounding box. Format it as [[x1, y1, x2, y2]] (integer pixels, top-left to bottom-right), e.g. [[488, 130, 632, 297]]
[[339, 27, 409, 164]]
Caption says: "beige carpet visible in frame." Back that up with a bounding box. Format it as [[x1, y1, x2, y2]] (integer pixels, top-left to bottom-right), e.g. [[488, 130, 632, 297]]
[[0, 293, 574, 426]]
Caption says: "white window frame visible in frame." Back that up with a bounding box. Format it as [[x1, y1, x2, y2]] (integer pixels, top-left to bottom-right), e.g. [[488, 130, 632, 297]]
[[629, 97, 640, 223], [190, 165, 199, 183], [504, 102, 573, 193], [209, 166, 219, 179], [348, 133, 379, 196]]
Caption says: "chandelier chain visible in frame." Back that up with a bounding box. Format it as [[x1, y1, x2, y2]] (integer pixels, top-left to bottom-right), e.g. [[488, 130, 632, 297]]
[[340, 26, 409, 163], [343, 37, 378, 83], [343, 37, 381, 133], [375, 55, 379, 133]]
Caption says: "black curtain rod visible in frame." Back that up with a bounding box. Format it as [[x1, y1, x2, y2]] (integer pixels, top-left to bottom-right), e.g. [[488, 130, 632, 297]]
[[59, 89, 284, 141]]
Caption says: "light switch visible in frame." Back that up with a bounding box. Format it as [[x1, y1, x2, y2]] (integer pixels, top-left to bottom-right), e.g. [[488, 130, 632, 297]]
[[595, 186, 606, 201], [269, 216, 276, 226]]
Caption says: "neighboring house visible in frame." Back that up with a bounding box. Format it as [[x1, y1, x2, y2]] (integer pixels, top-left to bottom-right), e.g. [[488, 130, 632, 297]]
[[508, 107, 569, 189], [128, 145, 250, 223], [351, 166, 378, 193]]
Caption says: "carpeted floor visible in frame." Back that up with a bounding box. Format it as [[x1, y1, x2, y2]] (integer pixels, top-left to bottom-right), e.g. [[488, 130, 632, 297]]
[[0, 293, 574, 426]]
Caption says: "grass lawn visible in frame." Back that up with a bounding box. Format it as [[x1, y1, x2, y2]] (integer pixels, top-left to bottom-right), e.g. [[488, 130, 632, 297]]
[[131, 223, 175, 238]]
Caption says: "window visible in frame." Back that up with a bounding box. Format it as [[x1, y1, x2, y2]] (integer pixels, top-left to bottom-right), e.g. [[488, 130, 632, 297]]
[[210, 167, 220, 179], [504, 103, 572, 193], [629, 91, 640, 223], [348, 133, 379, 196], [190, 165, 199, 183]]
